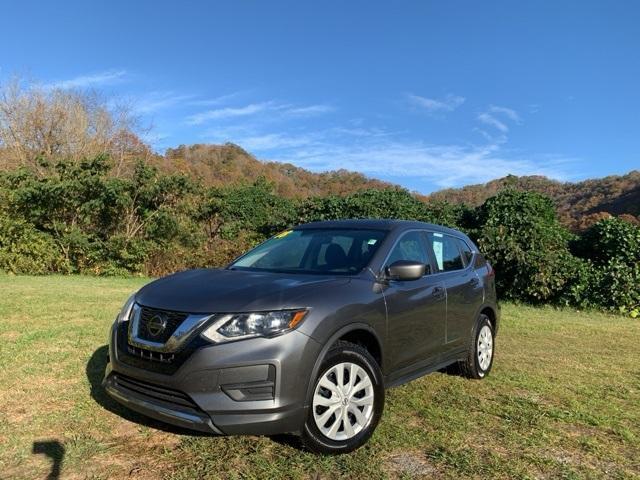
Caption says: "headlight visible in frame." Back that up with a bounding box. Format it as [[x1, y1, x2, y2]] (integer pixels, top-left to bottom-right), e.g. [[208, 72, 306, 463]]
[[117, 294, 136, 323], [201, 310, 308, 343]]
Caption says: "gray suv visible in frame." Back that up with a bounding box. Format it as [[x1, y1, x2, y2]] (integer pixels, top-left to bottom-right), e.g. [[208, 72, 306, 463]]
[[103, 219, 498, 453]]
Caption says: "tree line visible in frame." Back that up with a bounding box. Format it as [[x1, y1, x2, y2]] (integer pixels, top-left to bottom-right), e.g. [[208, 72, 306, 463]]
[[1, 155, 638, 317]]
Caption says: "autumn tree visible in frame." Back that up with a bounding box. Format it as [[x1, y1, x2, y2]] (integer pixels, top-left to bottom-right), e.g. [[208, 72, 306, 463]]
[[0, 78, 149, 174]]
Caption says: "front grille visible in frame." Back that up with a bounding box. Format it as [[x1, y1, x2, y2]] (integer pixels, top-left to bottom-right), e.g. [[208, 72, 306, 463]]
[[117, 322, 209, 375], [137, 307, 188, 343], [111, 373, 199, 411], [127, 344, 176, 363]]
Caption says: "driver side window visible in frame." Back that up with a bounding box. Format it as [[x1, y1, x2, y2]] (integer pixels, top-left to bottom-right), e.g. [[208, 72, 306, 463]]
[[386, 231, 428, 265]]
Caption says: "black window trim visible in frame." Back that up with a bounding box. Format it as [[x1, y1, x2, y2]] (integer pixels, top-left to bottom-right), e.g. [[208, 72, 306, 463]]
[[423, 231, 477, 275], [380, 228, 476, 278], [455, 237, 475, 268]]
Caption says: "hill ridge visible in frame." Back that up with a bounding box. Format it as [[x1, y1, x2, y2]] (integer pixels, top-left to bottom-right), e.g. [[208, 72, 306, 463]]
[[157, 143, 639, 229]]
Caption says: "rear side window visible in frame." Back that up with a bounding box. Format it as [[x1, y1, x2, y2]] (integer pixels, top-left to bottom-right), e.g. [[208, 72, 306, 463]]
[[474, 253, 487, 269], [427, 232, 464, 272], [386, 231, 429, 265], [457, 238, 474, 266]]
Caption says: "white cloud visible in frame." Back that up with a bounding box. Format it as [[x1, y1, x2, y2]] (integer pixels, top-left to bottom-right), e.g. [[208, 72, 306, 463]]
[[283, 104, 335, 116], [473, 127, 506, 144], [205, 122, 571, 190], [407, 93, 466, 112], [488, 105, 521, 122], [236, 133, 317, 150], [135, 91, 195, 114], [187, 102, 275, 125], [477, 105, 521, 136], [187, 91, 247, 107], [45, 69, 127, 89], [477, 112, 509, 132], [187, 100, 334, 125], [202, 124, 392, 152], [195, 97, 570, 191], [268, 139, 571, 189]]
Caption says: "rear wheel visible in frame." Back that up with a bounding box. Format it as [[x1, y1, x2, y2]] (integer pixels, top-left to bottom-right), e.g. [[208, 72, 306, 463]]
[[459, 314, 494, 379], [301, 341, 384, 454]]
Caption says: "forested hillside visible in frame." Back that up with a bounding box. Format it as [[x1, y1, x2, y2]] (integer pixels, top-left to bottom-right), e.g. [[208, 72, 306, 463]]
[[157, 146, 640, 230], [156, 144, 640, 229], [160, 143, 393, 197], [426, 172, 640, 230]]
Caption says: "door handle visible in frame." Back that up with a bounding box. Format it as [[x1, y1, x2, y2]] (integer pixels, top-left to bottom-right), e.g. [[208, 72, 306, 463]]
[[469, 278, 479, 286], [432, 286, 445, 298]]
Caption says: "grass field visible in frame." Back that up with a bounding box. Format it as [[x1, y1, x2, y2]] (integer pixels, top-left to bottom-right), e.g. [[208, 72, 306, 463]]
[[1, 275, 639, 480]]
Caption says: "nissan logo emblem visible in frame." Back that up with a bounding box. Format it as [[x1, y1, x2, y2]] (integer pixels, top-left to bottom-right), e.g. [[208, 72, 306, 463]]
[[146, 313, 168, 337]]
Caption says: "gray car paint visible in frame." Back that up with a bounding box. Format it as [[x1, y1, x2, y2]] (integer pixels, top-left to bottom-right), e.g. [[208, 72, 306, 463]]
[[103, 219, 499, 436]]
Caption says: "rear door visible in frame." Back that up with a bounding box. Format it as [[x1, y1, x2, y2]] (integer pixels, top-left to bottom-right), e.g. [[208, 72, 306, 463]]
[[426, 232, 484, 348], [383, 230, 446, 371]]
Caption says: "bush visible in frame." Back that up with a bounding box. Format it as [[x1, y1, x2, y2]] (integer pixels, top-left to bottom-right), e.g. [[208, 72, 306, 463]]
[[574, 216, 640, 266], [0, 213, 65, 274], [476, 190, 577, 303], [298, 189, 467, 227], [572, 218, 640, 314], [0, 157, 203, 276]]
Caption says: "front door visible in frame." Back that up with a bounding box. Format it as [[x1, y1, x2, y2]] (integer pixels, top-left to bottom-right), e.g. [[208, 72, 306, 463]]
[[383, 231, 447, 371]]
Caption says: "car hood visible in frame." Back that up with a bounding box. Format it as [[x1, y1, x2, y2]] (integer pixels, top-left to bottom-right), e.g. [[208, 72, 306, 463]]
[[135, 268, 351, 313]]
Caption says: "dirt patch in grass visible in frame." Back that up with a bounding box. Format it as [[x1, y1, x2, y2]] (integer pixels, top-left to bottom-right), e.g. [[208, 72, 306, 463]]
[[383, 450, 443, 478], [0, 331, 21, 341]]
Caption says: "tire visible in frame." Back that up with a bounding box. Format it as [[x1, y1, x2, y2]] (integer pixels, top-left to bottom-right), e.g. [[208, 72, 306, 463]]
[[301, 340, 385, 454], [459, 314, 495, 379]]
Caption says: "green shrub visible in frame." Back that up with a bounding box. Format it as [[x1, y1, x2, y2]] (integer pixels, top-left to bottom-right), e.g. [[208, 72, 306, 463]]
[[572, 218, 640, 314], [298, 188, 466, 227], [575, 217, 640, 266], [476, 190, 576, 303], [0, 213, 65, 274]]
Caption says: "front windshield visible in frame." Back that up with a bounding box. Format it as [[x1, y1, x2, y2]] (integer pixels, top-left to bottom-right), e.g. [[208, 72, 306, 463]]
[[229, 228, 387, 275]]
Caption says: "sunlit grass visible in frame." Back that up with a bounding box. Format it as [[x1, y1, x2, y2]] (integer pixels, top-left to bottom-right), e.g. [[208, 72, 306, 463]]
[[1, 275, 638, 479]]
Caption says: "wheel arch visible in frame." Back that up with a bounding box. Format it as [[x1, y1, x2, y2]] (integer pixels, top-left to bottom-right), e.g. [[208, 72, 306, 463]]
[[476, 303, 500, 335], [304, 323, 384, 406]]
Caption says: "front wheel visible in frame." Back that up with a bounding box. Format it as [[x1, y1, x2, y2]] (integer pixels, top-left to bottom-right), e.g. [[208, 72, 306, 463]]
[[459, 314, 495, 379], [301, 341, 384, 454]]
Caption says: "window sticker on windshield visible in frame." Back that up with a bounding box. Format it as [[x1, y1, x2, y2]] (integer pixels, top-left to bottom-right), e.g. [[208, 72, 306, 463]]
[[367, 239, 377, 245], [433, 232, 443, 238], [275, 230, 292, 239]]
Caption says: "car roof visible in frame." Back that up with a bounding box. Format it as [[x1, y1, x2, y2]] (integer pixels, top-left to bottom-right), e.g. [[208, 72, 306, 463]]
[[295, 218, 465, 237]]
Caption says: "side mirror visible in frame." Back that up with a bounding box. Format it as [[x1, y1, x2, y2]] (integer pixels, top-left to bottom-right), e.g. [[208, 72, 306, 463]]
[[385, 260, 428, 281]]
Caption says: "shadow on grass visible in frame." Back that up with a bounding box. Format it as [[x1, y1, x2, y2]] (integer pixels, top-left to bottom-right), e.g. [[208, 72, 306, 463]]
[[86, 345, 212, 436], [86, 345, 306, 450], [32, 440, 64, 480]]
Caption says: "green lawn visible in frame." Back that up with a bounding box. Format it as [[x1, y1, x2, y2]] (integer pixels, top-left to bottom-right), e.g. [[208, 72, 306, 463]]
[[1, 275, 638, 479]]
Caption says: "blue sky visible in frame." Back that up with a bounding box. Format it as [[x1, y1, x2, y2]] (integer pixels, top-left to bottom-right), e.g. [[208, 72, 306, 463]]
[[1, 1, 638, 193]]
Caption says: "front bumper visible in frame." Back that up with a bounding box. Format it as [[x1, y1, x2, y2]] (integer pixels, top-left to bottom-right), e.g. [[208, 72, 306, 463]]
[[103, 371, 222, 433], [103, 321, 322, 436]]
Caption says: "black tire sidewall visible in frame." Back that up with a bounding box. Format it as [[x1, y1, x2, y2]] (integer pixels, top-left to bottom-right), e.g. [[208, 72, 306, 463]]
[[302, 343, 384, 454]]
